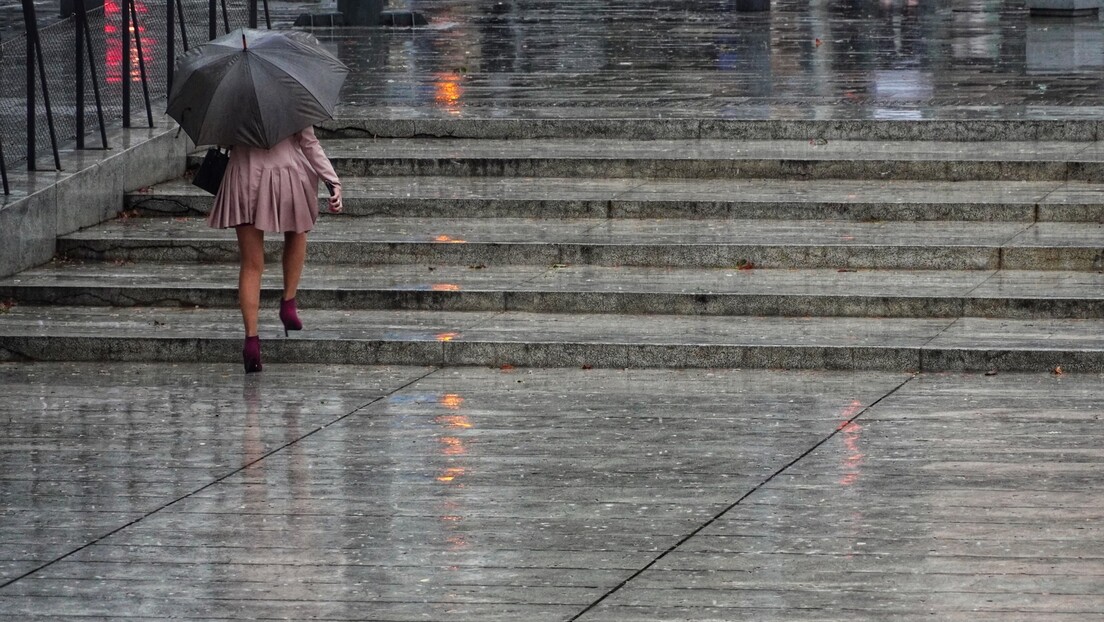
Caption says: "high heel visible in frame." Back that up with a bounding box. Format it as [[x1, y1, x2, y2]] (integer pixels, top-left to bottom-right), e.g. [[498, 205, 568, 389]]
[[243, 335, 263, 373], [279, 297, 303, 337]]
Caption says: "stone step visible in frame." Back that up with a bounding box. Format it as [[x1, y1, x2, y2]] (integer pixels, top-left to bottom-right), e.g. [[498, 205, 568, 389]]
[[185, 139, 1104, 181], [3, 263, 1103, 319], [318, 117, 1104, 142], [0, 306, 1099, 372], [56, 217, 1104, 271], [126, 177, 1104, 222]]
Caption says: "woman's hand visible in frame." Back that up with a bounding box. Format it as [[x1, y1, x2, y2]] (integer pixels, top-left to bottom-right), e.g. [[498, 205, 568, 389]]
[[328, 184, 343, 214]]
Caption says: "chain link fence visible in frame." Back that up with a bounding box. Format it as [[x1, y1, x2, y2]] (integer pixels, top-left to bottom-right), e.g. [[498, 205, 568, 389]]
[[0, 0, 259, 188]]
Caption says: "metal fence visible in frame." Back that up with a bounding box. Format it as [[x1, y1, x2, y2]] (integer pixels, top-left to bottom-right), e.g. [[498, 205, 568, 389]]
[[0, 0, 270, 194]]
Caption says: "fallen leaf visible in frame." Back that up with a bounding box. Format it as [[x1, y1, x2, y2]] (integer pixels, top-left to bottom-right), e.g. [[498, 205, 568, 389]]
[[468, 263, 487, 270], [1054, 366, 1064, 375], [815, 38, 823, 47], [499, 364, 515, 372], [838, 268, 856, 273], [736, 259, 755, 270], [581, 365, 593, 370], [984, 370, 998, 376], [551, 263, 569, 269]]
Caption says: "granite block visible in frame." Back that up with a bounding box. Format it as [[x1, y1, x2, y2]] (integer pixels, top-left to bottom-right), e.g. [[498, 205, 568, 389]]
[[0, 186, 57, 279]]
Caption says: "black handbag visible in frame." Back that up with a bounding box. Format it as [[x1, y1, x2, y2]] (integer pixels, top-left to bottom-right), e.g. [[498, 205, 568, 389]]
[[192, 147, 230, 195]]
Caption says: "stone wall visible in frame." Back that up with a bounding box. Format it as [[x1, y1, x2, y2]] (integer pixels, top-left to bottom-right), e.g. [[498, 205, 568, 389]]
[[0, 119, 190, 278]]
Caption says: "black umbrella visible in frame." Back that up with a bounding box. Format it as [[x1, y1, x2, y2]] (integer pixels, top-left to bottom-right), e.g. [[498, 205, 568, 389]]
[[167, 28, 348, 149]]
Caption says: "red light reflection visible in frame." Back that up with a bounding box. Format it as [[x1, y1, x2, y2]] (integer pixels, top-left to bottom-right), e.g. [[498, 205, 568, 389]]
[[104, 0, 156, 85], [837, 400, 864, 487]]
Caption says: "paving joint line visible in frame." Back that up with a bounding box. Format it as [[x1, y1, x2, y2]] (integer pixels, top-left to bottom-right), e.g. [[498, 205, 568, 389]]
[[605, 179, 652, 215], [914, 314, 966, 373], [959, 268, 1002, 302], [0, 366, 442, 592], [565, 372, 918, 622], [1034, 181, 1068, 222], [993, 220, 1039, 271]]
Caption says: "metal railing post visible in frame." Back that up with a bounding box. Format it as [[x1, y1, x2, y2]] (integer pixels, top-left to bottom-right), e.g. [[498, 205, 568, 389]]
[[263, 0, 270, 28], [21, 0, 61, 170], [129, 0, 155, 127], [208, 0, 216, 40], [23, 0, 35, 170], [0, 137, 8, 195], [248, 0, 257, 28], [75, 0, 86, 149], [176, 0, 189, 50], [82, 0, 109, 149], [167, 0, 175, 96], [122, 0, 131, 127]]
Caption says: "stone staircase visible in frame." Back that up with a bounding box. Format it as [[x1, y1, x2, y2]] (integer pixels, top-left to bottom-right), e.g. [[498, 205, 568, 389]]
[[1, 119, 1102, 371]]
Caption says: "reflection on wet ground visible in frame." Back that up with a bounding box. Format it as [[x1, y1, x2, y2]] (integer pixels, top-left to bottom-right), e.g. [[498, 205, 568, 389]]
[[1, 363, 1101, 619], [311, 0, 1104, 119]]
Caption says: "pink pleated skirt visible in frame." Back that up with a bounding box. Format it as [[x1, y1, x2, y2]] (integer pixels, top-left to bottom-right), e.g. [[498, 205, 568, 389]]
[[207, 144, 321, 234]]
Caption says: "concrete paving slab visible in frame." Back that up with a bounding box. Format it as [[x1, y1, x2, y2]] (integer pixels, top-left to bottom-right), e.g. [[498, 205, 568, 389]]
[[0, 365, 910, 619], [577, 372, 1104, 621], [0, 363, 432, 584]]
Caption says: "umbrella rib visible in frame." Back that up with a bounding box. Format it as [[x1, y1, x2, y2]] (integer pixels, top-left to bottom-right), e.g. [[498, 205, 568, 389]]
[[243, 55, 268, 146]]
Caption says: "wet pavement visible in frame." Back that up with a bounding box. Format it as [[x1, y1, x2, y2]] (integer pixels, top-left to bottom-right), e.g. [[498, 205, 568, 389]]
[[308, 0, 1104, 120], [1, 363, 1102, 620], [3, 1, 1104, 618]]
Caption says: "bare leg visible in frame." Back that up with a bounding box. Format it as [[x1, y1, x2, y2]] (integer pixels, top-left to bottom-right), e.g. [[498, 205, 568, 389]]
[[236, 225, 266, 337], [282, 231, 307, 301]]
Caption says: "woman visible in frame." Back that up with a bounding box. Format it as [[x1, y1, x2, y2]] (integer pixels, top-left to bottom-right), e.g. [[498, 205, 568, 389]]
[[208, 125, 343, 373]]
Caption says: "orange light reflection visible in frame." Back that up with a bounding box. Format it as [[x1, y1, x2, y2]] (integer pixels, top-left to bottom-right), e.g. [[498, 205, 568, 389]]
[[436, 466, 466, 483], [439, 394, 465, 410], [434, 235, 467, 244], [436, 332, 460, 342], [434, 72, 464, 116], [439, 436, 466, 456], [436, 414, 473, 429], [432, 283, 461, 292]]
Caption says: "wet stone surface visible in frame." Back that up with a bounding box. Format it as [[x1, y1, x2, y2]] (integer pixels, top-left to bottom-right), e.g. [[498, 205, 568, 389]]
[[578, 372, 1104, 621], [0, 364, 1101, 620], [4, 0, 1104, 617], [309, 0, 1104, 120]]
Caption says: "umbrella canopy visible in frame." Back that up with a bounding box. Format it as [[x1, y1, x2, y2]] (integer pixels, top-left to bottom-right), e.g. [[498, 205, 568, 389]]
[[167, 28, 348, 149]]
